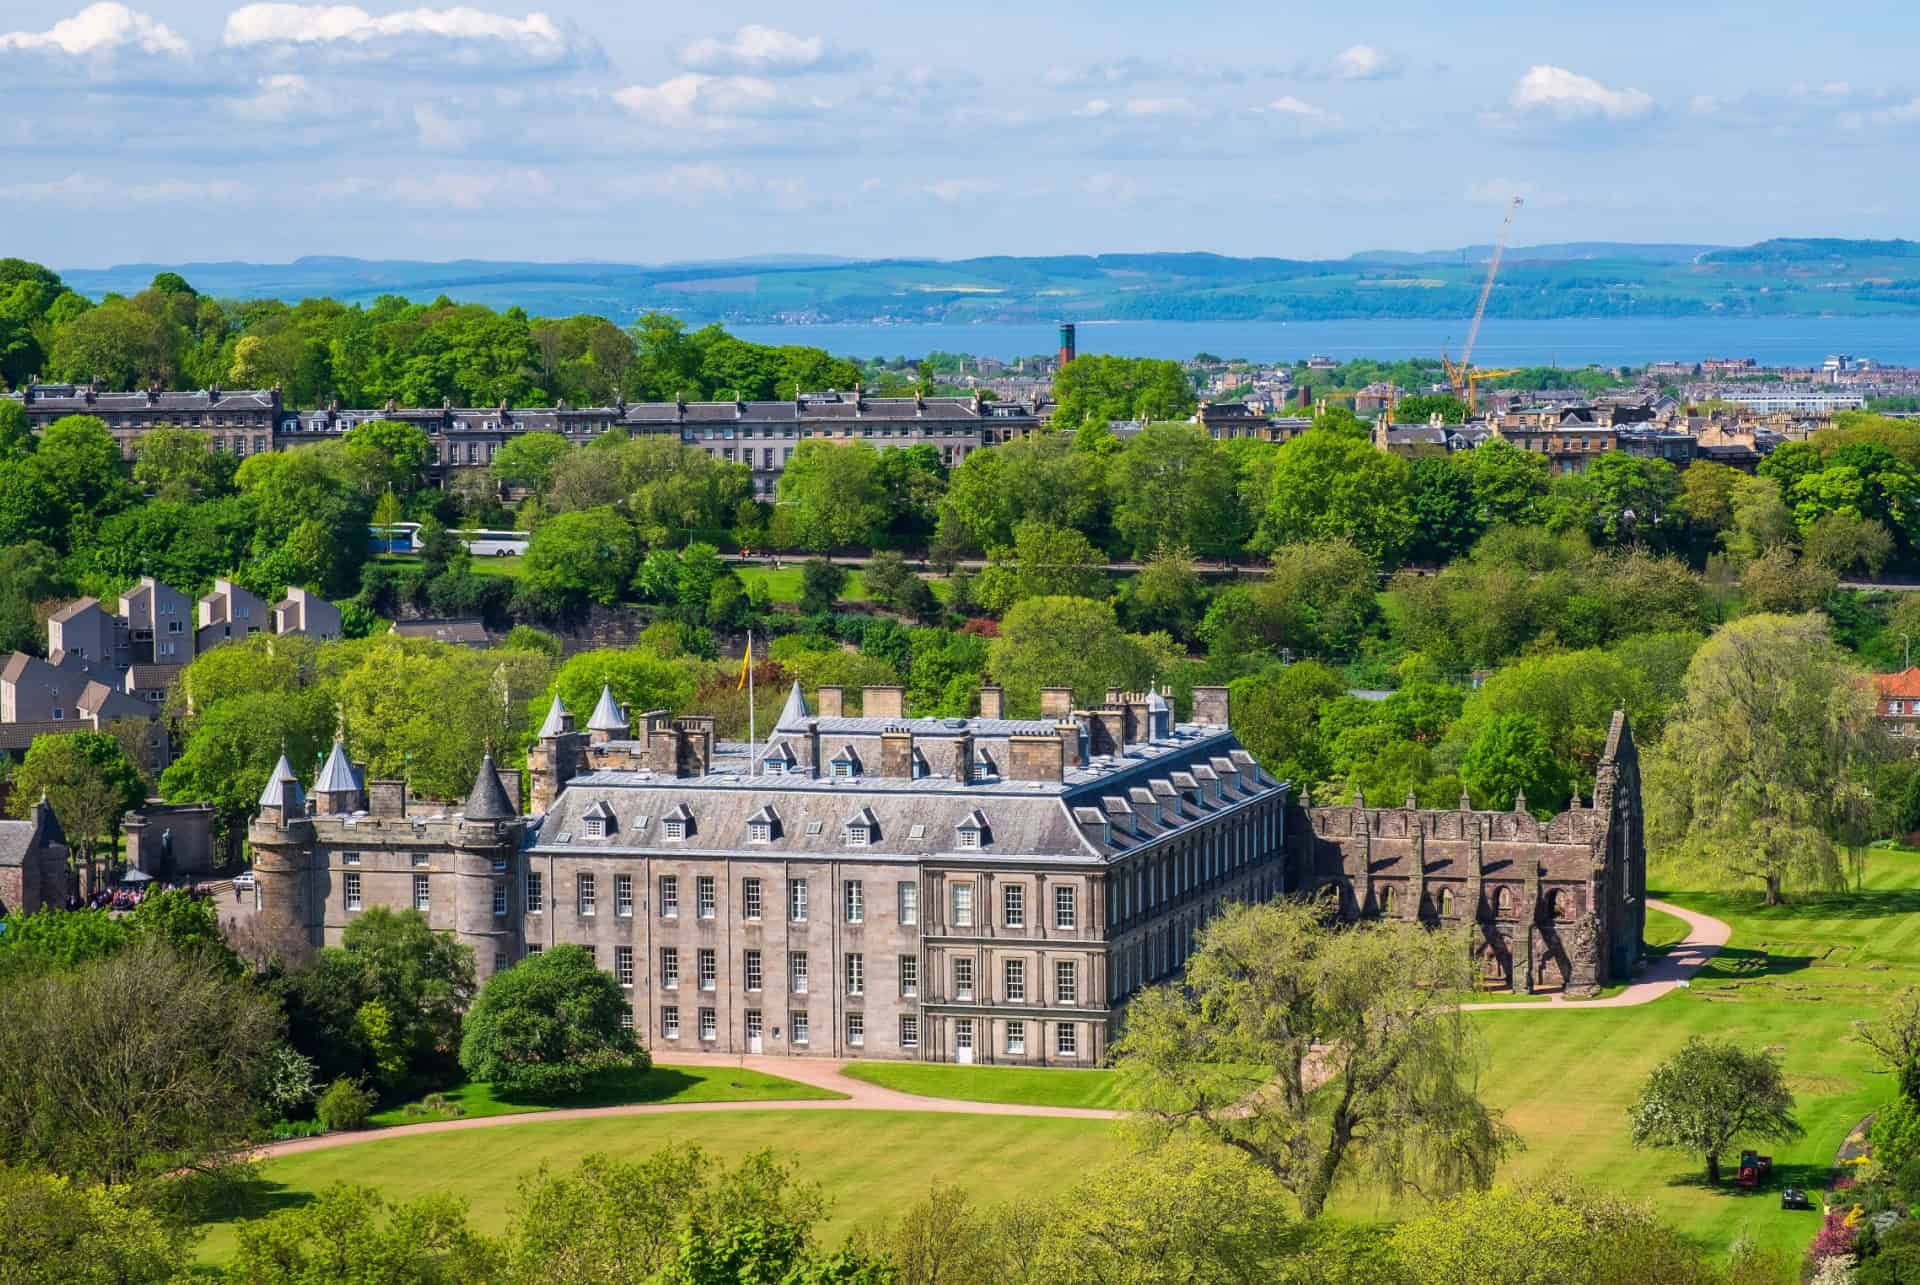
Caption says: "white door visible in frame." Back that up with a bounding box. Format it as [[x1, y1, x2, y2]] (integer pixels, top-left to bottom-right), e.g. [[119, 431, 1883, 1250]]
[[746, 1010, 764, 1055], [955, 1018, 974, 1065]]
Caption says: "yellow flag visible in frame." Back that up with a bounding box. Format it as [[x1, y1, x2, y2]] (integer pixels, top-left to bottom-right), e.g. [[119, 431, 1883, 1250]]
[[738, 636, 752, 690]]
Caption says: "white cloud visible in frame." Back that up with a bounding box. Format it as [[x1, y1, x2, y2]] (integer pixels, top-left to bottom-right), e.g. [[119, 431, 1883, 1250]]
[[611, 163, 756, 198], [611, 73, 795, 130], [15, 174, 250, 204], [1123, 97, 1196, 118], [0, 3, 187, 55], [413, 102, 468, 148], [1840, 98, 1920, 130], [1511, 65, 1653, 121], [321, 167, 554, 208], [1266, 95, 1332, 119], [1073, 98, 1111, 118], [1331, 44, 1396, 80], [1082, 172, 1139, 202], [222, 4, 598, 69], [675, 24, 860, 75], [922, 177, 998, 202], [229, 73, 324, 121]]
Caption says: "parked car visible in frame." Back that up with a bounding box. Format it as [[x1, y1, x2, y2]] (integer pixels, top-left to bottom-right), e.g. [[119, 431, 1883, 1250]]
[[231, 872, 256, 892]]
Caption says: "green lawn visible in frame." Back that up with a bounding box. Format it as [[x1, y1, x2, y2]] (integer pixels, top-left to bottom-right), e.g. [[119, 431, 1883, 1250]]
[[736, 565, 871, 605], [372, 551, 526, 580], [1643, 904, 1692, 953], [838, 1062, 1123, 1109], [367, 1063, 842, 1127], [199, 1112, 1119, 1266]]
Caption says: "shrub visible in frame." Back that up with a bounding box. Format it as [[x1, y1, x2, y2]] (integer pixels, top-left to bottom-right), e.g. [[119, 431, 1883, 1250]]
[[315, 1077, 376, 1132]]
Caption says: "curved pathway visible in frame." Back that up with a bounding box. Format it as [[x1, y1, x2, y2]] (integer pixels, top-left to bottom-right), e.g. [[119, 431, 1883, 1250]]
[[1460, 898, 1730, 1012], [253, 1054, 1121, 1161]]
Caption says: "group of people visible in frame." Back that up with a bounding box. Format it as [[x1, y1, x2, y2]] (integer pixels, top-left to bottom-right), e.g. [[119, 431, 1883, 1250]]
[[63, 880, 214, 913]]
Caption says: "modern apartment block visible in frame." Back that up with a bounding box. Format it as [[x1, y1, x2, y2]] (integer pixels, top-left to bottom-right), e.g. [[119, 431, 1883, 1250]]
[[249, 681, 1291, 1065]]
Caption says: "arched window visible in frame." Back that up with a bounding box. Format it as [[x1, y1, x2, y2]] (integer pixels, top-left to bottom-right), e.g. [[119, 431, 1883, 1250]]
[[1378, 885, 1395, 917], [1495, 887, 1514, 917], [1438, 887, 1456, 918]]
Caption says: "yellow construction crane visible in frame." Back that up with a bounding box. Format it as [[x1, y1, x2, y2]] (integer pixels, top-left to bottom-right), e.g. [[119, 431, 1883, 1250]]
[[1466, 368, 1522, 414], [1444, 194, 1524, 400]]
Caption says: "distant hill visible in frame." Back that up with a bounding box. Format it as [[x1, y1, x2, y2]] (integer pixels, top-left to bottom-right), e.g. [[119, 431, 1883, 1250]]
[[54, 240, 1920, 323]]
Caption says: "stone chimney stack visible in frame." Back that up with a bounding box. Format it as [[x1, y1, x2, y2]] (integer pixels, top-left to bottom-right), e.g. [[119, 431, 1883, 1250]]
[[1040, 686, 1074, 719], [817, 686, 844, 718], [1191, 685, 1231, 727], [863, 685, 904, 720], [979, 684, 1004, 720]]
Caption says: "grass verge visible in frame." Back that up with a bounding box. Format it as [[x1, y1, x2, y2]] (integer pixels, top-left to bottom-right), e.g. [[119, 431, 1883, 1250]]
[[367, 1063, 843, 1126], [837, 1062, 1123, 1109]]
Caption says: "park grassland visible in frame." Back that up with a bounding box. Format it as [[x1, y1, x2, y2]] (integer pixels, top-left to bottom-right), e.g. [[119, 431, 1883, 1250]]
[[837, 1062, 1124, 1109], [367, 1063, 844, 1127], [197, 1112, 1122, 1266]]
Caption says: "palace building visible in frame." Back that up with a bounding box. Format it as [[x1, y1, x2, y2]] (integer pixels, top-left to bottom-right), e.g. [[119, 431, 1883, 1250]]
[[248, 681, 1288, 1065], [245, 687, 1648, 1061]]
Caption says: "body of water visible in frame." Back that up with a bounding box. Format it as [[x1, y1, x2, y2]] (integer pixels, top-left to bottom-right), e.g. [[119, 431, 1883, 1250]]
[[728, 317, 1920, 369]]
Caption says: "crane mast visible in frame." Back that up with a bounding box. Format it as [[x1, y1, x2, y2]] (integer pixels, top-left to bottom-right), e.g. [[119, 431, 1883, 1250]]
[[1447, 195, 1523, 399]]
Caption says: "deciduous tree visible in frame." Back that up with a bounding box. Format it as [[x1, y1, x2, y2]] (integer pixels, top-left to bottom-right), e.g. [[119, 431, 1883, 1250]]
[[459, 944, 642, 1098], [1115, 900, 1516, 1220], [1627, 1036, 1803, 1184]]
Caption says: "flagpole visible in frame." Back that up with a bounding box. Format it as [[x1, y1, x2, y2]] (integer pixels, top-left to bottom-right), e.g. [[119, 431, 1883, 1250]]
[[747, 628, 757, 777]]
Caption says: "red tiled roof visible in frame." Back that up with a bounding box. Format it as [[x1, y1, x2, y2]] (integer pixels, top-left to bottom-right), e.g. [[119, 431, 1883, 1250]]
[[1876, 668, 1920, 699]]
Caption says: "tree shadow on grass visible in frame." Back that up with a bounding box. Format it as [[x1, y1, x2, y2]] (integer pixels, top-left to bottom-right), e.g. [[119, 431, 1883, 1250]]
[[493, 1066, 701, 1111], [197, 1175, 316, 1223], [1694, 946, 1816, 983], [1660, 1160, 1832, 1198], [1657, 887, 1920, 926]]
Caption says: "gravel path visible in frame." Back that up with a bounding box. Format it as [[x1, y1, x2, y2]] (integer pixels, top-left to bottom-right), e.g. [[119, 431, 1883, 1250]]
[[1459, 898, 1731, 1012]]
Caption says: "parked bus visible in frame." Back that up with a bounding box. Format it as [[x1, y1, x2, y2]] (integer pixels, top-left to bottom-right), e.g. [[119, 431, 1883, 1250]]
[[369, 521, 422, 554], [460, 529, 531, 557]]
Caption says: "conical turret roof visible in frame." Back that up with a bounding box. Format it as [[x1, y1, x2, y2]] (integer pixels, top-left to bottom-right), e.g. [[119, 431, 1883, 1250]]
[[586, 683, 626, 733], [462, 753, 516, 821], [537, 693, 570, 738], [313, 739, 360, 793], [776, 680, 809, 727], [258, 754, 305, 809]]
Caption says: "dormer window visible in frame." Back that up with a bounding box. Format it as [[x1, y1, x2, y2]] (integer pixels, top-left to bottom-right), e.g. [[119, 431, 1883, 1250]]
[[663, 803, 693, 841], [844, 807, 878, 847], [831, 744, 863, 780], [582, 800, 615, 839], [974, 749, 997, 779], [911, 747, 930, 780], [845, 824, 870, 846], [956, 827, 980, 850], [747, 805, 779, 844], [956, 809, 989, 850]]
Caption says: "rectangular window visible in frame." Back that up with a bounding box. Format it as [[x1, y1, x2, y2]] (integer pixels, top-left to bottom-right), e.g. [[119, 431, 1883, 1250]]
[[1007, 1019, 1026, 1054], [791, 1010, 810, 1044], [899, 1015, 919, 1048], [897, 881, 918, 925], [1003, 884, 1025, 929], [662, 1006, 680, 1039], [847, 1011, 865, 1047], [954, 956, 974, 1001], [743, 877, 763, 921], [413, 873, 430, 912], [615, 874, 633, 917], [341, 850, 361, 865], [745, 949, 763, 992], [1055, 885, 1077, 930], [1004, 958, 1026, 1002], [1056, 1023, 1078, 1056], [1056, 960, 1078, 1005], [843, 879, 864, 924], [659, 875, 679, 918], [698, 948, 717, 991], [697, 875, 716, 919], [789, 951, 809, 993], [661, 947, 680, 988], [344, 871, 362, 911], [790, 878, 809, 922], [615, 945, 634, 988], [526, 870, 543, 913], [951, 883, 974, 928], [492, 882, 507, 917], [577, 872, 596, 917], [846, 953, 864, 996], [619, 1009, 634, 1031], [699, 1008, 717, 1041], [899, 955, 918, 997]]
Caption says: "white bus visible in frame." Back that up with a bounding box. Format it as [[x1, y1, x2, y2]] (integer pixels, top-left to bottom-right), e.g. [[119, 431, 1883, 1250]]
[[460, 529, 531, 557]]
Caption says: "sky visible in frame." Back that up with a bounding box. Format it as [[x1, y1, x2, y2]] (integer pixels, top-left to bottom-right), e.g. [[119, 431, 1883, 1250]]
[[5, 0, 1918, 270]]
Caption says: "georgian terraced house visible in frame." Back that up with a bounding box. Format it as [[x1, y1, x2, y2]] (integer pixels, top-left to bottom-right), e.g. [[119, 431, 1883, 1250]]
[[8, 384, 1042, 496], [250, 681, 1289, 1065]]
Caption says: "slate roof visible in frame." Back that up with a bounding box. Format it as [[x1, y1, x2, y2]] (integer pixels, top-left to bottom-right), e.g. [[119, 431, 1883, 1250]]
[[537, 694, 570, 738], [462, 753, 516, 821], [0, 802, 62, 868], [258, 755, 305, 810], [48, 597, 101, 624], [313, 741, 362, 794], [587, 684, 627, 732], [390, 618, 491, 647], [776, 681, 809, 726]]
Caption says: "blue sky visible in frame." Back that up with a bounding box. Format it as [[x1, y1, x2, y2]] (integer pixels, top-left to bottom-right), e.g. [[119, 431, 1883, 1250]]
[[5, 0, 1916, 269]]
